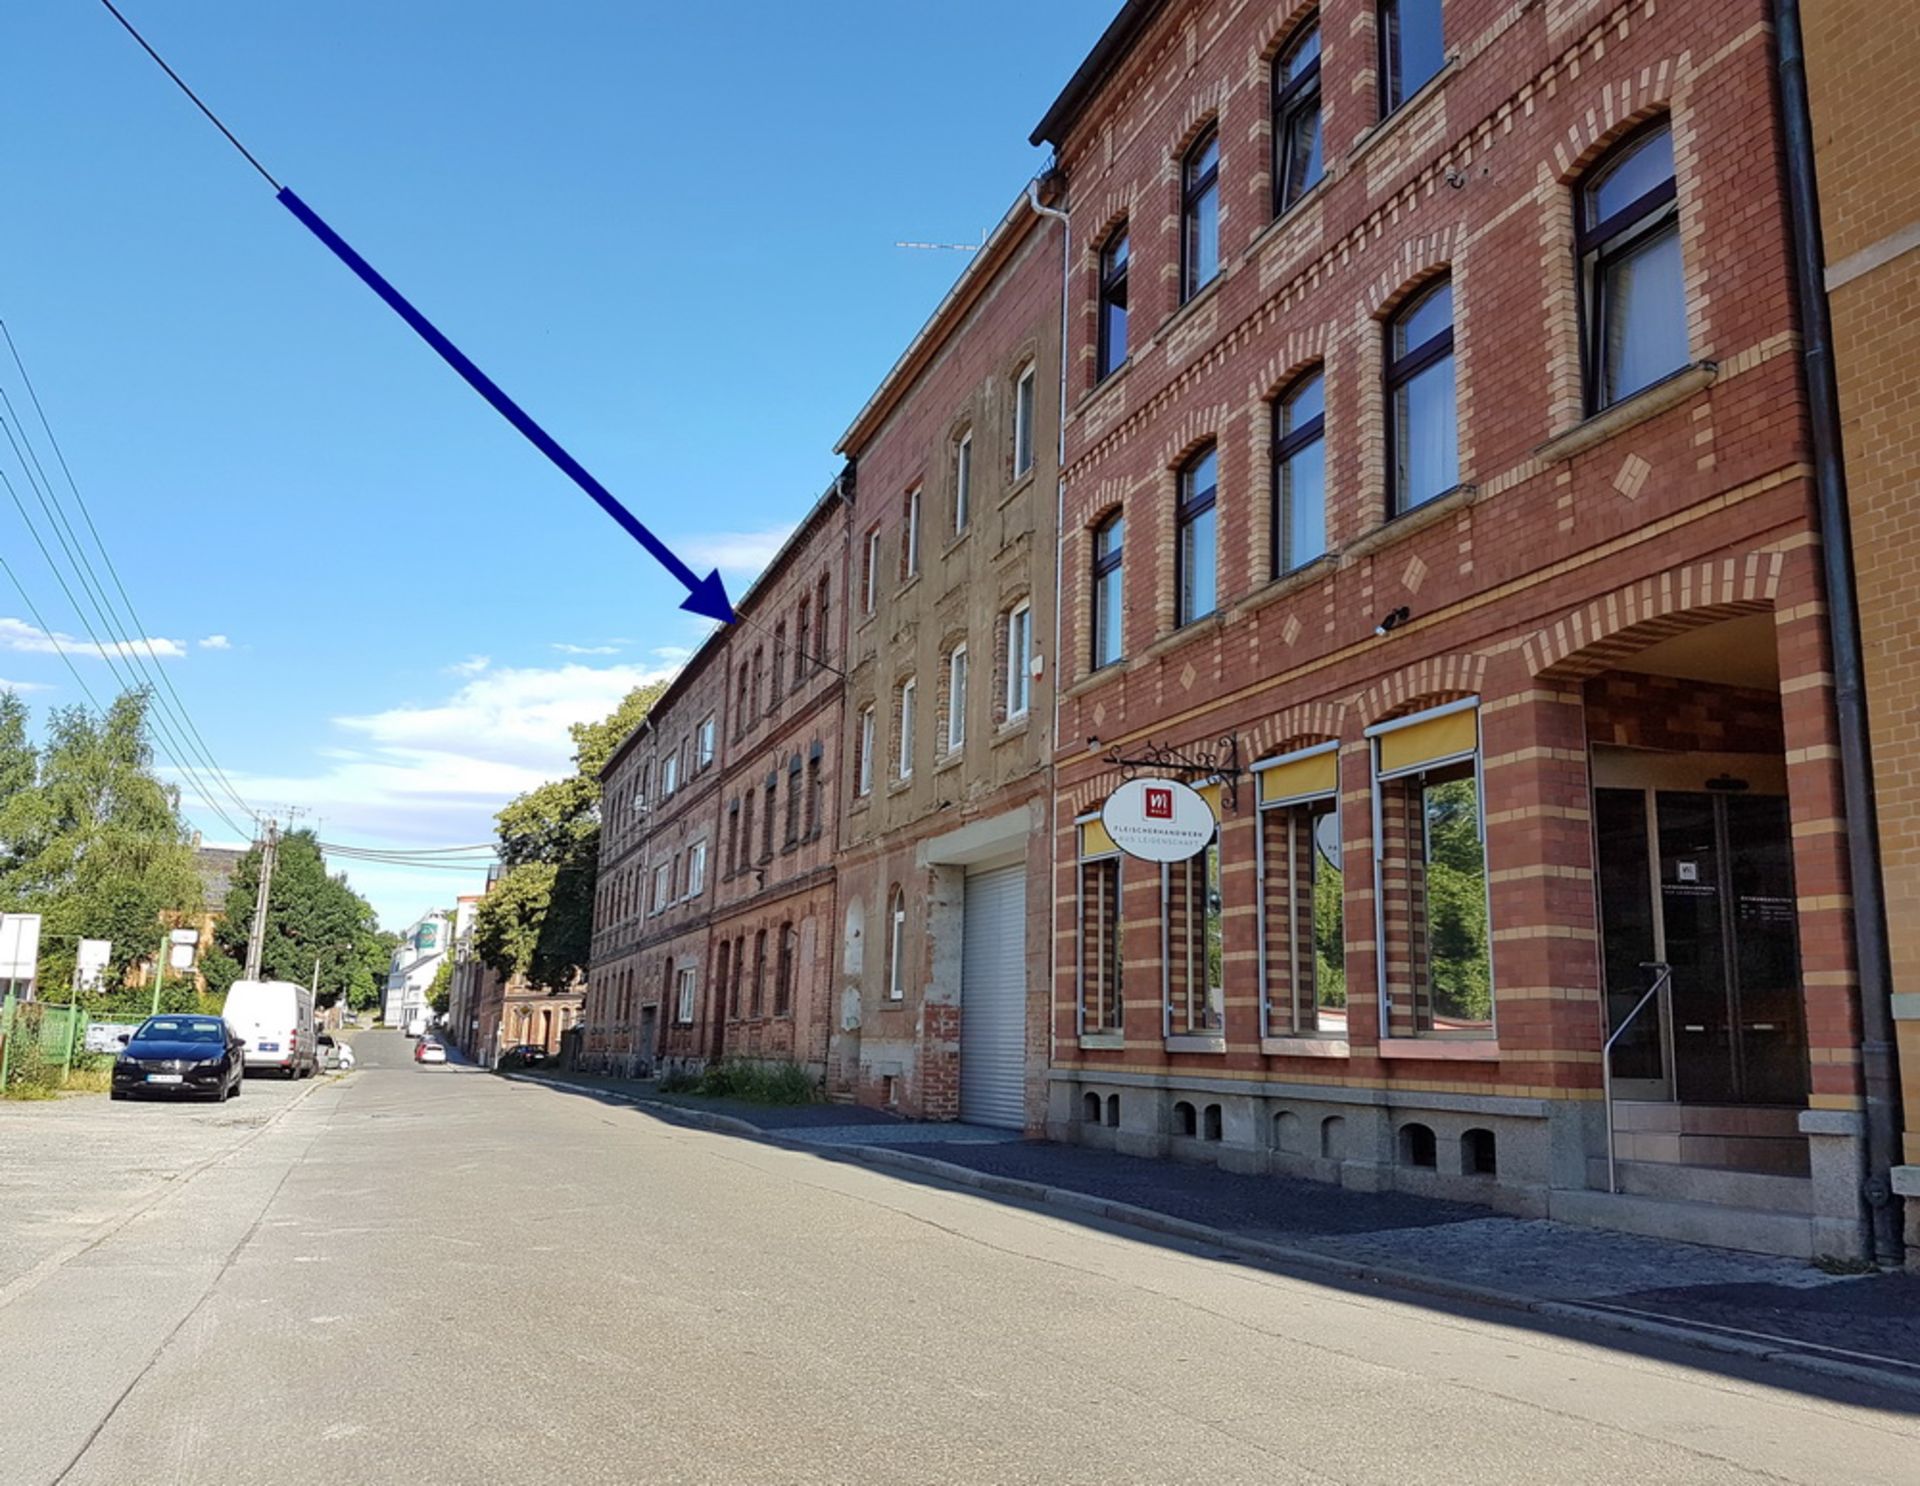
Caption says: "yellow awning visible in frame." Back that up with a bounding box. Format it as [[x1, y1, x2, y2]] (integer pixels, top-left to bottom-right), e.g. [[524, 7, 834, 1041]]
[[1080, 818, 1118, 858], [1257, 750, 1339, 805], [1377, 709, 1477, 776]]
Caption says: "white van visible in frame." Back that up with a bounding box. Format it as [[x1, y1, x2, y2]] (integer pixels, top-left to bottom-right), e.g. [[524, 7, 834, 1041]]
[[221, 979, 319, 1079]]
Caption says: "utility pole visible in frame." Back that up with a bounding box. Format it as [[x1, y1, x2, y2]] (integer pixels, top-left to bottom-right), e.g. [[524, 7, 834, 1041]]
[[243, 819, 279, 982]]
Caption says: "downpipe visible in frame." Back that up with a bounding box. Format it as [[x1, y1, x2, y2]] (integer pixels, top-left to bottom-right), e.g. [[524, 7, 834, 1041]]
[[1773, 0, 1905, 1266]]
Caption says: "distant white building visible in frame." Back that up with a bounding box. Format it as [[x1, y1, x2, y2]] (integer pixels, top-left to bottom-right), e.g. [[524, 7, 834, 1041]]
[[383, 910, 450, 1027]]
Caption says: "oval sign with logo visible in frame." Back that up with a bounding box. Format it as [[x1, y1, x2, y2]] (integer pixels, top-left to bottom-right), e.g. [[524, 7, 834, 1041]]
[[1100, 777, 1216, 863]]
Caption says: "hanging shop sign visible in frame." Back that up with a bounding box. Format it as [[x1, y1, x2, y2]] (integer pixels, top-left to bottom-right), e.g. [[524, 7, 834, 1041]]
[[1099, 777, 1217, 863]]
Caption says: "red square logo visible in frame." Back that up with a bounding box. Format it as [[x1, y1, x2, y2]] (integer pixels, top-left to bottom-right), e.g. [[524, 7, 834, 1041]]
[[1144, 787, 1173, 820]]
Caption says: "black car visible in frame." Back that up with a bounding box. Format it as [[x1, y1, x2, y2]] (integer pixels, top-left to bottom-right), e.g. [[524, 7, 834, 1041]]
[[498, 1044, 550, 1069], [111, 1015, 245, 1102]]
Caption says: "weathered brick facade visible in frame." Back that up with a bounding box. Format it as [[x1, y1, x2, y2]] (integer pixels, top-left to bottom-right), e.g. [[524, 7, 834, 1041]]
[[1802, 0, 1920, 1250], [1035, 0, 1867, 1255]]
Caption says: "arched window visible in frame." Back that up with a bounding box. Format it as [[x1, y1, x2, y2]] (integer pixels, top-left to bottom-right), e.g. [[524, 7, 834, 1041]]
[[1579, 120, 1684, 411], [1176, 445, 1219, 624], [1181, 129, 1221, 301], [1274, 370, 1327, 573], [1386, 281, 1457, 514], [1091, 512, 1125, 668], [1273, 21, 1323, 213], [1097, 225, 1130, 379], [886, 888, 907, 1001], [775, 922, 796, 1016], [751, 928, 767, 1017]]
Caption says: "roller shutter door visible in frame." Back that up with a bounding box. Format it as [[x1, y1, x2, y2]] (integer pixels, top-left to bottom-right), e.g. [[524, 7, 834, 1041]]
[[960, 863, 1027, 1129]]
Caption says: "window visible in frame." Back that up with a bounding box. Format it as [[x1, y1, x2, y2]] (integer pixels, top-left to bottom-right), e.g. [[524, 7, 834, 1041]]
[[1181, 129, 1221, 302], [1370, 702, 1491, 1038], [741, 789, 755, 866], [772, 623, 787, 702], [686, 839, 708, 898], [636, 763, 652, 816], [1580, 121, 1685, 411], [806, 743, 823, 837], [886, 888, 907, 1000], [696, 715, 716, 769], [897, 677, 917, 780], [729, 935, 744, 1017], [1097, 226, 1129, 379], [751, 928, 767, 1017], [931, 650, 956, 757], [725, 800, 740, 878], [775, 923, 795, 1016], [1273, 22, 1324, 214], [1274, 370, 1327, 572], [1256, 745, 1345, 1037], [750, 647, 765, 722], [815, 574, 831, 671], [862, 526, 881, 614], [902, 487, 921, 579], [794, 600, 811, 690], [714, 940, 731, 1018], [1091, 513, 1125, 669], [785, 754, 802, 845], [955, 433, 973, 533], [651, 861, 670, 915], [1165, 833, 1224, 1037], [856, 705, 874, 796], [675, 965, 697, 1025], [734, 669, 749, 738], [761, 773, 776, 859], [1176, 445, 1219, 624], [1013, 365, 1036, 479], [1005, 601, 1032, 720], [1386, 281, 1457, 514], [1380, 0, 1444, 116], [1078, 822, 1123, 1035], [661, 749, 679, 798]]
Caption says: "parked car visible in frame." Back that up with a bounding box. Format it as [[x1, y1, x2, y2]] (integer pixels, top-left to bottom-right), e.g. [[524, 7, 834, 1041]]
[[336, 1041, 355, 1070], [498, 1044, 550, 1069], [110, 1015, 244, 1102], [221, 978, 319, 1079], [415, 1039, 447, 1065], [316, 1033, 343, 1070]]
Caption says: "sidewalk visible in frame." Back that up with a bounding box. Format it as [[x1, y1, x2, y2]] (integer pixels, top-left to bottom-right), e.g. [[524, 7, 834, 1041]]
[[512, 1067, 1920, 1396]]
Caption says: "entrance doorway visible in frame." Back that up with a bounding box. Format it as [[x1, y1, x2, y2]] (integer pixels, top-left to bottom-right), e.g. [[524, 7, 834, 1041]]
[[1593, 751, 1807, 1108]]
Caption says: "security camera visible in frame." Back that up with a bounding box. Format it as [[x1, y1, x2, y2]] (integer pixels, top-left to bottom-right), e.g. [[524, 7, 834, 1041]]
[[1373, 606, 1411, 638]]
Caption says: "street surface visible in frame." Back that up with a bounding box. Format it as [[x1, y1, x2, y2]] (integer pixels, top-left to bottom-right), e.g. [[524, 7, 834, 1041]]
[[1, 1032, 1914, 1485]]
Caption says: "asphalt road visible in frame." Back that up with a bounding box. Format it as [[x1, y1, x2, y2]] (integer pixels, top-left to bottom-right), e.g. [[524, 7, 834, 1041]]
[[2, 1032, 1914, 1485]]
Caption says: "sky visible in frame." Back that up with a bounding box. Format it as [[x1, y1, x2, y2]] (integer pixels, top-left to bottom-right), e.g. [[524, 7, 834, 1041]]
[[1, 0, 1113, 926]]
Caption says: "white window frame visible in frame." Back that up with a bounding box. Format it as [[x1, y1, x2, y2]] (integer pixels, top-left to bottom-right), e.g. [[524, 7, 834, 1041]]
[[1013, 366, 1036, 478], [897, 677, 917, 780], [946, 644, 968, 753], [696, 716, 716, 768], [863, 526, 881, 614], [955, 432, 973, 532], [1005, 601, 1032, 720], [685, 839, 708, 899], [887, 890, 907, 1001], [904, 486, 921, 577], [857, 706, 875, 796], [1252, 741, 1344, 1041], [675, 965, 697, 1024], [662, 749, 679, 798], [651, 861, 671, 915]]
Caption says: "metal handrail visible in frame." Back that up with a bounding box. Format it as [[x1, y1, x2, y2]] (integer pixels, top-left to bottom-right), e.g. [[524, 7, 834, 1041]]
[[1603, 961, 1672, 1195]]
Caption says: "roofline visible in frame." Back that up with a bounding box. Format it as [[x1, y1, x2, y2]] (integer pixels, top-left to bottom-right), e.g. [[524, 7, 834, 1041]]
[[599, 478, 847, 781], [1029, 0, 1169, 149], [833, 187, 1043, 456]]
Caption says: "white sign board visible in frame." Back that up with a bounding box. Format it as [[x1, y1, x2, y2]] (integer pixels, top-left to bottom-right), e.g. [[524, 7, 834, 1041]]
[[168, 927, 199, 971], [77, 938, 112, 991], [1100, 778, 1217, 863], [0, 913, 41, 996]]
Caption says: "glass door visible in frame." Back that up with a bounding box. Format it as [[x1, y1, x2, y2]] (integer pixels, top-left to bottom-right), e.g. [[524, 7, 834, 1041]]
[[1595, 787, 1670, 1098]]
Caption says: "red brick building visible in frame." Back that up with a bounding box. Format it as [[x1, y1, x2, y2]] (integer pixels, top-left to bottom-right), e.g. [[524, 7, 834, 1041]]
[[1036, 0, 1868, 1257], [831, 192, 1064, 1125]]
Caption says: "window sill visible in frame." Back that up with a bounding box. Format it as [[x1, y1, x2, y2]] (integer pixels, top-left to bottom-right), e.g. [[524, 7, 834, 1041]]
[[1346, 55, 1459, 169], [1000, 470, 1037, 510], [1241, 175, 1330, 265], [878, 997, 906, 1011], [892, 573, 922, 603], [1074, 358, 1134, 419], [1233, 554, 1336, 617], [1143, 612, 1226, 663], [1534, 362, 1719, 464], [934, 750, 964, 774], [992, 714, 1032, 747], [1164, 1034, 1226, 1054], [1079, 1031, 1125, 1050], [1061, 662, 1126, 703], [942, 527, 974, 561], [1153, 273, 1225, 347], [1340, 482, 1478, 563], [887, 776, 914, 796], [1260, 1035, 1350, 1058], [1377, 1038, 1501, 1061]]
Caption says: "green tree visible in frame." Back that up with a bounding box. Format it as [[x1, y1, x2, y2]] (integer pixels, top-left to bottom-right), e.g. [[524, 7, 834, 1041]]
[[0, 689, 203, 995], [476, 681, 664, 990], [426, 955, 454, 1016], [209, 830, 385, 1007]]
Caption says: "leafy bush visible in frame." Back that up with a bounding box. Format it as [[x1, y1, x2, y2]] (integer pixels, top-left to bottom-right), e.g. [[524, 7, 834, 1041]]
[[694, 1059, 818, 1105], [656, 1065, 702, 1094]]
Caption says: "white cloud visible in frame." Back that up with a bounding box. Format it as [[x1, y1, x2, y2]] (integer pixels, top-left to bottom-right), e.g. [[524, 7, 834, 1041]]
[[677, 523, 797, 580], [197, 634, 232, 651], [651, 645, 694, 664], [551, 642, 621, 656], [0, 677, 51, 693], [172, 659, 676, 925], [445, 654, 491, 677], [0, 617, 186, 660]]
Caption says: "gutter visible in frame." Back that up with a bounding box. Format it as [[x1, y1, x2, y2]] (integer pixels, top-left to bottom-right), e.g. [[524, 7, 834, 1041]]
[[1773, 0, 1905, 1266]]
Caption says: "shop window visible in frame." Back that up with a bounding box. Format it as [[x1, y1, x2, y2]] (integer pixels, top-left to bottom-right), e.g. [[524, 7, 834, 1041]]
[[1370, 701, 1492, 1038], [1257, 744, 1345, 1038], [1163, 819, 1224, 1039], [1077, 817, 1124, 1035]]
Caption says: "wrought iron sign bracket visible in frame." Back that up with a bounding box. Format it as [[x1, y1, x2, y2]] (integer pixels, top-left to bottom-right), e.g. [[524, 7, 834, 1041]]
[[1102, 734, 1244, 811]]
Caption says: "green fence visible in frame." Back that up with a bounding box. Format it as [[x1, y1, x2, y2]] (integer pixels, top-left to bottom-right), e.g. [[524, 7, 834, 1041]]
[[0, 993, 86, 1096]]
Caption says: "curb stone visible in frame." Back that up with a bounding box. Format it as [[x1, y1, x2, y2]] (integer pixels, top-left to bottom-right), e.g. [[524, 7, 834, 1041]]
[[503, 1072, 1920, 1400]]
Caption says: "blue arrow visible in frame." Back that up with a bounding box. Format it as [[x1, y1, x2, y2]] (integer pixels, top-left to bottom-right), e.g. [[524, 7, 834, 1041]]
[[276, 188, 735, 625]]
